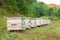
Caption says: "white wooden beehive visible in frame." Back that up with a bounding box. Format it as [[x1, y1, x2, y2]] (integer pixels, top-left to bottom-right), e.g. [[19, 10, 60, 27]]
[[43, 19, 47, 25], [46, 20, 51, 24], [7, 17, 51, 30], [24, 18, 31, 29], [7, 17, 25, 30], [36, 18, 42, 26], [44, 20, 51, 24], [30, 19, 37, 27], [40, 19, 44, 25]]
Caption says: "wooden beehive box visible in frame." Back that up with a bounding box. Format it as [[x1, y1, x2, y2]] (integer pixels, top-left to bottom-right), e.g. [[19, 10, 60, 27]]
[[43, 19, 46, 25], [30, 19, 37, 28], [24, 18, 31, 29], [45, 20, 51, 24], [40, 19, 45, 25], [7, 17, 25, 30], [35, 18, 42, 26]]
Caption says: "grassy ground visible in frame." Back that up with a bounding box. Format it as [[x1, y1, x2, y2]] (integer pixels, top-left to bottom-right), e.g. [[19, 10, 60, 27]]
[[0, 18, 60, 40]]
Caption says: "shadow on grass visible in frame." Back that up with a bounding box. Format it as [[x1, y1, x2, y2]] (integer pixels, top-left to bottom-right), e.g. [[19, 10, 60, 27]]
[[7, 24, 49, 33], [9, 30, 26, 33]]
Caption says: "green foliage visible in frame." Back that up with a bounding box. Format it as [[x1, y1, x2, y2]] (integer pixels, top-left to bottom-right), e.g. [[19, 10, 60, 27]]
[[33, 2, 44, 17], [56, 8, 60, 18], [27, 2, 49, 17], [49, 8, 60, 19], [0, 2, 2, 6], [16, 0, 36, 15], [48, 16, 59, 21], [0, 0, 60, 19]]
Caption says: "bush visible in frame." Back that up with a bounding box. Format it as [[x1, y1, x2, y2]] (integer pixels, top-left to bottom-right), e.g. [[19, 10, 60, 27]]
[[48, 16, 59, 21]]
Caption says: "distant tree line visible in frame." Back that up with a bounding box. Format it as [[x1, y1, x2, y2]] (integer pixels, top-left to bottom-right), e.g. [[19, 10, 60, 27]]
[[0, 0, 60, 18]]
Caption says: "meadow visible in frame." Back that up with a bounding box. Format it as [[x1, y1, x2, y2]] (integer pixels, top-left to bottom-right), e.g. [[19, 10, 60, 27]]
[[0, 17, 60, 40], [0, 0, 60, 40]]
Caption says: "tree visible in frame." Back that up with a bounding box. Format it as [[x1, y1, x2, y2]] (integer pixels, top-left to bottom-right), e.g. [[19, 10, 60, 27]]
[[17, 0, 36, 15], [57, 8, 60, 18], [48, 8, 54, 16], [30, 2, 49, 17]]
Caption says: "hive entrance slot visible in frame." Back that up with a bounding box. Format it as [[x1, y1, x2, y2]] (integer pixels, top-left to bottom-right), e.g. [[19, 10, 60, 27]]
[[11, 24, 17, 26]]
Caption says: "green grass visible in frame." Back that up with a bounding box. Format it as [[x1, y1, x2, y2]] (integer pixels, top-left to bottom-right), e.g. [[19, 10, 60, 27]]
[[0, 18, 60, 40]]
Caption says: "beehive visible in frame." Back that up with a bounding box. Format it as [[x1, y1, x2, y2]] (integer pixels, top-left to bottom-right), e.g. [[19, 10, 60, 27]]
[[43, 19, 46, 25], [36, 18, 42, 26], [30, 19, 37, 27], [7, 17, 25, 30], [7, 17, 51, 30], [24, 18, 31, 29], [46, 20, 51, 24], [40, 19, 44, 25]]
